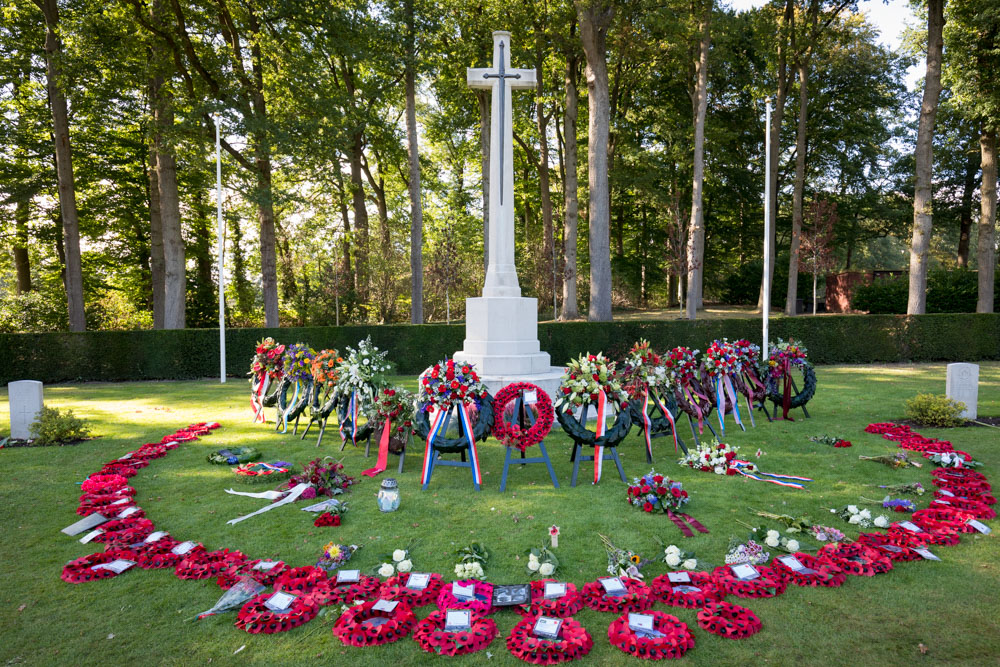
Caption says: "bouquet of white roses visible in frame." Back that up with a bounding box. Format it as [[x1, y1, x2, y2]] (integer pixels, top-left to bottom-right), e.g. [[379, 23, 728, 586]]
[[830, 504, 890, 528], [453, 542, 489, 579], [375, 546, 414, 578], [335, 336, 392, 403], [524, 545, 559, 578]]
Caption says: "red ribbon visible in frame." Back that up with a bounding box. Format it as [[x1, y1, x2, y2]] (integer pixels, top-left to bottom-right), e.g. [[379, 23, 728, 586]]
[[666, 510, 709, 538], [361, 418, 392, 478]]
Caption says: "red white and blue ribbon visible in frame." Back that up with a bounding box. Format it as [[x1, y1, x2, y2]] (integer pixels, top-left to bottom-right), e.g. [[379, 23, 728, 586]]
[[640, 388, 654, 460], [715, 378, 726, 436], [420, 407, 448, 486], [733, 460, 812, 490], [649, 389, 680, 453], [594, 390, 607, 484], [458, 403, 483, 487], [723, 374, 743, 429]]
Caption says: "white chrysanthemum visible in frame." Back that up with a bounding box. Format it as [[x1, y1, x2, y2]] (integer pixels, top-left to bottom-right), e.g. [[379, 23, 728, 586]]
[[397, 559, 412, 573], [378, 563, 395, 577], [392, 549, 406, 562], [539, 563, 554, 576]]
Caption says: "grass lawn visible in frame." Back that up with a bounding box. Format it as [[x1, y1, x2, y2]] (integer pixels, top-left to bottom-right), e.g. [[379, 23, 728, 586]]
[[1, 363, 998, 666]]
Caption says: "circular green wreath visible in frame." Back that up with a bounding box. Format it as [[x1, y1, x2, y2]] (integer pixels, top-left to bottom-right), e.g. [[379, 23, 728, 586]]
[[308, 383, 339, 422], [276, 376, 314, 422], [413, 393, 494, 453], [337, 394, 375, 443], [765, 362, 817, 409], [556, 402, 632, 449], [207, 446, 260, 465]]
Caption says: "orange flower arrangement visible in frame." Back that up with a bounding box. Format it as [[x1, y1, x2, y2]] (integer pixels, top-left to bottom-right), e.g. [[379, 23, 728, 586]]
[[311, 349, 343, 385]]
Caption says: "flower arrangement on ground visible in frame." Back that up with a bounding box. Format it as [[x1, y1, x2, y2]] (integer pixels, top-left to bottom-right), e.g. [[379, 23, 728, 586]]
[[335, 337, 392, 403], [316, 542, 359, 572], [660, 543, 698, 570], [376, 546, 414, 578], [525, 545, 559, 578], [419, 359, 486, 411], [310, 349, 342, 385], [280, 457, 355, 500], [878, 481, 925, 496], [928, 451, 982, 468], [282, 343, 316, 383], [454, 542, 489, 579], [859, 452, 923, 469], [250, 337, 285, 379], [678, 440, 749, 475], [626, 470, 689, 513], [314, 502, 349, 526], [600, 534, 649, 579], [232, 461, 292, 484], [739, 525, 802, 553], [555, 352, 628, 412], [748, 509, 813, 533], [723, 537, 769, 566], [810, 434, 852, 448], [830, 504, 890, 528], [809, 525, 846, 542], [868, 496, 916, 513]]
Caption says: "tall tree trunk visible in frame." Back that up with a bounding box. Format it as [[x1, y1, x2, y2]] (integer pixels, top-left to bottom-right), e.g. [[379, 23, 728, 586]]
[[148, 140, 165, 327], [14, 199, 31, 293], [978, 129, 997, 313], [956, 143, 979, 267], [349, 130, 369, 306], [250, 38, 279, 327], [535, 27, 555, 312], [785, 60, 809, 315], [334, 167, 354, 289], [36, 0, 85, 331], [404, 0, 423, 324], [907, 0, 945, 315], [577, 1, 615, 322], [758, 0, 794, 310], [561, 52, 580, 320], [151, 73, 186, 329], [477, 90, 491, 275], [685, 2, 710, 321]]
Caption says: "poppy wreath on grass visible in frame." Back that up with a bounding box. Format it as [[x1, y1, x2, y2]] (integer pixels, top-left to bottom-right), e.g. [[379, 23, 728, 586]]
[[506, 615, 594, 664], [132, 444, 168, 460], [140, 544, 205, 570], [274, 566, 336, 605], [331, 598, 418, 647], [696, 600, 762, 640], [413, 394, 495, 454], [491, 383, 555, 452], [517, 580, 585, 618], [905, 518, 961, 546], [865, 422, 910, 435], [933, 468, 989, 485], [817, 542, 893, 577], [102, 518, 155, 547], [79, 485, 136, 503], [934, 486, 996, 506], [77, 494, 137, 517], [326, 574, 382, 605], [206, 447, 260, 465], [581, 577, 653, 613], [131, 535, 180, 566], [436, 579, 495, 616], [175, 548, 246, 580], [649, 571, 723, 608], [932, 477, 992, 496], [92, 517, 153, 544], [378, 571, 444, 607], [99, 462, 140, 478], [235, 592, 319, 634], [899, 437, 954, 454], [769, 553, 846, 588], [61, 548, 138, 584], [107, 455, 150, 470], [765, 361, 817, 410], [710, 565, 787, 599], [217, 560, 288, 590], [608, 610, 695, 660], [413, 609, 499, 657], [932, 495, 996, 518], [914, 508, 978, 533], [855, 532, 924, 561], [81, 474, 131, 495]]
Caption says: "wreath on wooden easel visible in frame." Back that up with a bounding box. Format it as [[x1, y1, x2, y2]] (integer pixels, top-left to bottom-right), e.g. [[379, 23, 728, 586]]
[[555, 353, 632, 449], [664, 346, 714, 429], [764, 338, 817, 414], [414, 359, 494, 453], [491, 382, 554, 452]]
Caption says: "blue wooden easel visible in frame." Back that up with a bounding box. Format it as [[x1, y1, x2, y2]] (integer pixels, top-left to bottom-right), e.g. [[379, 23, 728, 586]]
[[568, 403, 627, 487], [421, 403, 481, 492], [498, 390, 559, 492]]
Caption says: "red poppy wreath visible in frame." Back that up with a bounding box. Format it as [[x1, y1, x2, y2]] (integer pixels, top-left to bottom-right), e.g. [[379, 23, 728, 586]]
[[413, 609, 499, 657], [140, 544, 204, 570], [80, 473, 131, 495], [93, 517, 154, 546], [235, 592, 319, 634], [325, 574, 382, 605], [581, 577, 653, 613], [491, 382, 555, 452], [132, 535, 181, 568], [76, 495, 137, 517], [649, 571, 723, 608], [331, 599, 418, 647], [710, 565, 787, 599], [436, 579, 495, 616], [217, 559, 288, 589], [61, 548, 138, 584], [817, 542, 893, 577], [175, 548, 246, 580], [696, 600, 762, 639], [608, 610, 695, 660], [769, 553, 846, 588], [506, 616, 594, 664], [931, 495, 996, 519], [913, 508, 978, 533], [378, 572, 444, 607], [516, 580, 584, 618], [904, 518, 961, 546], [274, 565, 336, 605], [98, 462, 140, 478], [855, 532, 923, 561]]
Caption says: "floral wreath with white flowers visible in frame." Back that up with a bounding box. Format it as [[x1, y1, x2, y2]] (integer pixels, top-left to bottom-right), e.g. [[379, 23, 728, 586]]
[[555, 352, 629, 412], [621, 339, 670, 397], [335, 336, 392, 404], [663, 346, 700, 388], [678, 440, 753, 475]]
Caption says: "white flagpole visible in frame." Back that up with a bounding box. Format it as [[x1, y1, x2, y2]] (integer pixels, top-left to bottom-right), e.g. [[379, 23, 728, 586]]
[[214, 113, 226, 384], [762, 97, 772, 362]]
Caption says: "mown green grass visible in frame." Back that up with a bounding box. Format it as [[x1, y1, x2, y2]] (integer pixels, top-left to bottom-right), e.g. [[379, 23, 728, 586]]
[[0, 363, 998, 666]]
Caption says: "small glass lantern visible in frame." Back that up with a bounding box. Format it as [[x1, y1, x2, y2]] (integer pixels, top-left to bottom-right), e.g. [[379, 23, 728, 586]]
[[377, 478, 400, 512]]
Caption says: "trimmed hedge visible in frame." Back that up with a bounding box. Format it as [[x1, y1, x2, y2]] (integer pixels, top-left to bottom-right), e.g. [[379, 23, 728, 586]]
[[2, 314, 998, 385]]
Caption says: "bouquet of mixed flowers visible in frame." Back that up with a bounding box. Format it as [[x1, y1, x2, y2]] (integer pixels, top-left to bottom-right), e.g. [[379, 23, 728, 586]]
[[877, 481, 925, 496], [282, 343, 317, 383], [250, 337, 285, 379], [723, 537, 770, 566], [316, 542, 360, 572], [453, 542, 489, 579], [861, 496, 915, 513], [830, 504, 890, 528], [927, 451, 982, 468], [281, 457, 355, 500], [663, 346, 700, 387], [335, 337, 392, 403], [311, 349, 343, 385], [365, 387, 415, 435], [626, 469, 690, 513], [748, 509, 812, 533], [766, 338, 808, 378], [859, 452, 923, 469], [809, 525, 846, 542], [524, 545, 559, 578], [419, 359, 486, 410], [702, 340, 742, 378], [731, 339, 761, 368], [232, 461, 292, 483], [621, 339, 669, 397], [737, 524, 804, 554], [555, 352, 628, 412], [678, 440, 751, 475], [313, 501, 349, 526], [657, 539, 698, 570], [600, 534, 649, 579], [809, 434, 852, 448], [376, 546, 414, 578]]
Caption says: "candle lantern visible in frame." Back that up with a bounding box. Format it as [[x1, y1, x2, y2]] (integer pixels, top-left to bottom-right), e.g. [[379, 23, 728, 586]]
[[377, 478, 400, 512]]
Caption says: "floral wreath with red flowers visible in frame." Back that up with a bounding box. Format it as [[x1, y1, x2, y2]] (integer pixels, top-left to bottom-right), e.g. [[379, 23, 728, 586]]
[[855, 532, 924, 561], [175, 548, 246, 580], [236, 592, 319, 634], [770, 553, 846, 588], [378, 571, 444, 607], [325, 574, 382, 605], [554, 352, 629, 412], [249, 337, 286, 380], [766, 338, 808, 378], [702, 339, 743, 378], [626, 469, 690, 513], [364, 386, 416, 454], [932, 494, 996, 517], [678, 440, 750, 476], [216, 559, 288, 590], [581, 577, 653, 614], [650, 571, 722, 608], [98, 462, 140, 478], [710, 564, 787, 598], [332, 598, 418, 647], [865, 422, 910, 435], [274, 565, 337, 605], [419, 359, 486, 411], [816, 542, 893, 577], [138, 543, 204, 570], [102, 518, 156, 548], [932, 476, 992, 496], [903, 518, 961, 546], [491, 383, 554, 452], [413, 609, 499, 657], [506, 615, 594, 664], [913, 508, 978, 533], [732, 339, 761, 367], [80, 473, 131, 495], [516, 579, 584, 618], [663, 346, 700, 387], [696, 600, 762, 639], [61, 548, 138, 584], [608, 610, 695, 660], [621, 339, 670, 397], [131, 535, 181, 569], [436, 579, 495, 616], [76, 492, 137, 517]]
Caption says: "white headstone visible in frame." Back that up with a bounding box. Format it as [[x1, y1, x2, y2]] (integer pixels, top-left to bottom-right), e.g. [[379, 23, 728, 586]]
[[9, 380, 44, 440], [946, 363, 978, 419]]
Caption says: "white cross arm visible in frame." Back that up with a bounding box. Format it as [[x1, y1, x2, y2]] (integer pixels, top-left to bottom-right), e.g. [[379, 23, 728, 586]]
[[467, 67, 537, 90]]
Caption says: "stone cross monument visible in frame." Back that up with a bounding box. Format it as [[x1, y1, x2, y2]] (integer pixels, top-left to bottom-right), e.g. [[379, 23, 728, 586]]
[[454, 31, 562, 396]]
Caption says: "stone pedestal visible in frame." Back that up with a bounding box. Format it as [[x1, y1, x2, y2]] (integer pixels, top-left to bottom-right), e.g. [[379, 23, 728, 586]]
[[946, 363, 978, 419], [9, 380, 44, 440]]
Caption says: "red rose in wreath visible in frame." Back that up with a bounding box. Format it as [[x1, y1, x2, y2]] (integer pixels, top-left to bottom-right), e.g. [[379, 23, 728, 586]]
[[608, 610, 695, 659], [506, 615, 593, 664], [491, 383, 555, 452], [332, 598, 417, 647], [413, 609, 498, 657]]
